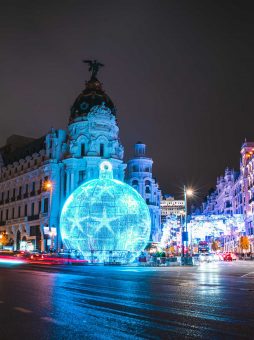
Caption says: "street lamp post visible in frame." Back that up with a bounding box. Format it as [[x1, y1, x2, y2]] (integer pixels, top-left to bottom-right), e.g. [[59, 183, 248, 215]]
[[182, 186, 193, 263], [44, 180, 53, 251]]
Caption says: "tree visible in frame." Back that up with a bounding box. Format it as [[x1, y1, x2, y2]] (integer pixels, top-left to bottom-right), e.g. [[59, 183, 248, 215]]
[[0, 232, 8, 248], [240, 236, 249, 252], [211, 240, 219, 252]]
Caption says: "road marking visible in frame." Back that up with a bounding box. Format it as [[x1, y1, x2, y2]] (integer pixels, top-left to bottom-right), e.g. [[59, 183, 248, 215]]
[[241, 272, 254, 278], [41, 316, 64, 325], [13, 307, 32, 313]]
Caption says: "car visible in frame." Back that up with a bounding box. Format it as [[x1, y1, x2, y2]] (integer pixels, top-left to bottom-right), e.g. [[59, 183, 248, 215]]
[[199, 253, 213, 263], [29, 253, 45, 261], [223, 253, 232, 261]]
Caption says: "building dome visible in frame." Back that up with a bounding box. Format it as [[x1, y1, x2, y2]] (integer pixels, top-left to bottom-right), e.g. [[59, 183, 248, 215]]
[[70, 77, 116, 123], [60, 161, 151, 263]]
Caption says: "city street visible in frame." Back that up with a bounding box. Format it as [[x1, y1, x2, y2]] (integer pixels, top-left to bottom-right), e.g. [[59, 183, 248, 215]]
[[0, 261, 254, 339]]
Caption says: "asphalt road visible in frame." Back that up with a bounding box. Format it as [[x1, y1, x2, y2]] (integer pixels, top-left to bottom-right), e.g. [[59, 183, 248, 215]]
[[0, 261, 254, 340]]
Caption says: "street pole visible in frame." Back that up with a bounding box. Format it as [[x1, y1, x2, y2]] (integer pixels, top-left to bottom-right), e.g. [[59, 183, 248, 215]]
[[184, 185, 187, 256], [182, 186, 194, 264]]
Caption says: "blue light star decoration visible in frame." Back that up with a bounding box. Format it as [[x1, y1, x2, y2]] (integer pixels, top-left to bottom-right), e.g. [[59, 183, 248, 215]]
[[60, 161, 151, 263]]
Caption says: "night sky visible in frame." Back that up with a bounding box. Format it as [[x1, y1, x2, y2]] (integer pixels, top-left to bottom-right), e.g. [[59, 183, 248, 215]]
[[1, 1, 254, 202]]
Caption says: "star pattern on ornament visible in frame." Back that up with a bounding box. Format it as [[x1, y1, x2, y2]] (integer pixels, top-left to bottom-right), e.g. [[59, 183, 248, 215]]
[[81, 182, 116, 202], [91, 208, 118, 234], [67, 215, 90, 234], [120, 195, 138, 210], [96, 183, 116, 199]]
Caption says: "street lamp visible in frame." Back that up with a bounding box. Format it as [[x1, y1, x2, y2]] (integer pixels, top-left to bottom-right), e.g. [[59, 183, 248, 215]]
[[43, 180, 53, 251], [182, 186, 193, 261]]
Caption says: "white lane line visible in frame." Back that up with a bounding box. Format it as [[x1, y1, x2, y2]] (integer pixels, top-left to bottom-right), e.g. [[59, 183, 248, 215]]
[[41, 316, 64, 325], [13, 307, 32, 313], [241, 272, 254, 278]]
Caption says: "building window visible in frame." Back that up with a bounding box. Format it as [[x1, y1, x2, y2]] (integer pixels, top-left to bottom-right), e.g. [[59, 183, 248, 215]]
[[6, 209, 9, 221], [0, 210, 3, 221], [18, 206, 21, 218], [81, 143, 85, 157], [24, 204, 27, 217], [44, 198, 49, 213], [64, 173, 67, 196], [100, 143, 104, 157], [30, 226, 40, 237], [12, 207, 15, 219], [32, 182, 35, 193], [79, 171, 86, 184], [38, 201, 41, 213], [31, 202, 35, 216], [145, 186, 151, 194]]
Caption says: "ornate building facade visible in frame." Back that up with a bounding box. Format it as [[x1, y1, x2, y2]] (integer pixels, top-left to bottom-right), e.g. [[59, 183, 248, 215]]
[[126, 142, 161, 242], [201, 141, 254, 253], [0, 64, 161, 251], [240, 141, 254, 251]]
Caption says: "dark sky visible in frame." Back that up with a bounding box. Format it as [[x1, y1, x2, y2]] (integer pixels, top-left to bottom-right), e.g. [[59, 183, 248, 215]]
[[1, 1, 254, 201]]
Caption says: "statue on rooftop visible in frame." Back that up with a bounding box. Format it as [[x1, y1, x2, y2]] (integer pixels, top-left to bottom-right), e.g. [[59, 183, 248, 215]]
[[83, 59, 104, 78]]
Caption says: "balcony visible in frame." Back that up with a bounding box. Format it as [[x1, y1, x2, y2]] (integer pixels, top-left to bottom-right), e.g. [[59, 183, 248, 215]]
[[5, 199, 10, 204], [11, 197, 15, 202], [5, 217, 27, 225], [37, 189, 42, 195], [27, 214, 40, 221], [30, 191, 36, 197], [0, 200, 3, 205], [24, 192, 29, 198], [16, 195, 22, 201]]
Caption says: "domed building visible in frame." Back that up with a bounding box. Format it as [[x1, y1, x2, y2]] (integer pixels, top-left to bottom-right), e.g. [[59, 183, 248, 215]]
[[0, 61, 161, 252], [127, 142, 161, 242]]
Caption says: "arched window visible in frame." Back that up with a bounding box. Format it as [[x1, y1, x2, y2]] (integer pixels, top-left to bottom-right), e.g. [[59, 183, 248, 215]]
[[81, 143, 85, 157], [145, 186, 151, 193], [100, 143, 104, 157]]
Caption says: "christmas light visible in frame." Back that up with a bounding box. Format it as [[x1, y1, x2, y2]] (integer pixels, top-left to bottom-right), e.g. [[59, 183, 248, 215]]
[[60, 161, 151, 263]]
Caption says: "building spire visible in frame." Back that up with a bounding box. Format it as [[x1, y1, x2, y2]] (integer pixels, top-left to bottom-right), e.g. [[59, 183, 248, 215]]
[[83, 59, 104, 79]]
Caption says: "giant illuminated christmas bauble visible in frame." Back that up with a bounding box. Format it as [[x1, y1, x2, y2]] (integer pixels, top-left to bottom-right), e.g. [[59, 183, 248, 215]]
[[60, 161, 151, 263]]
